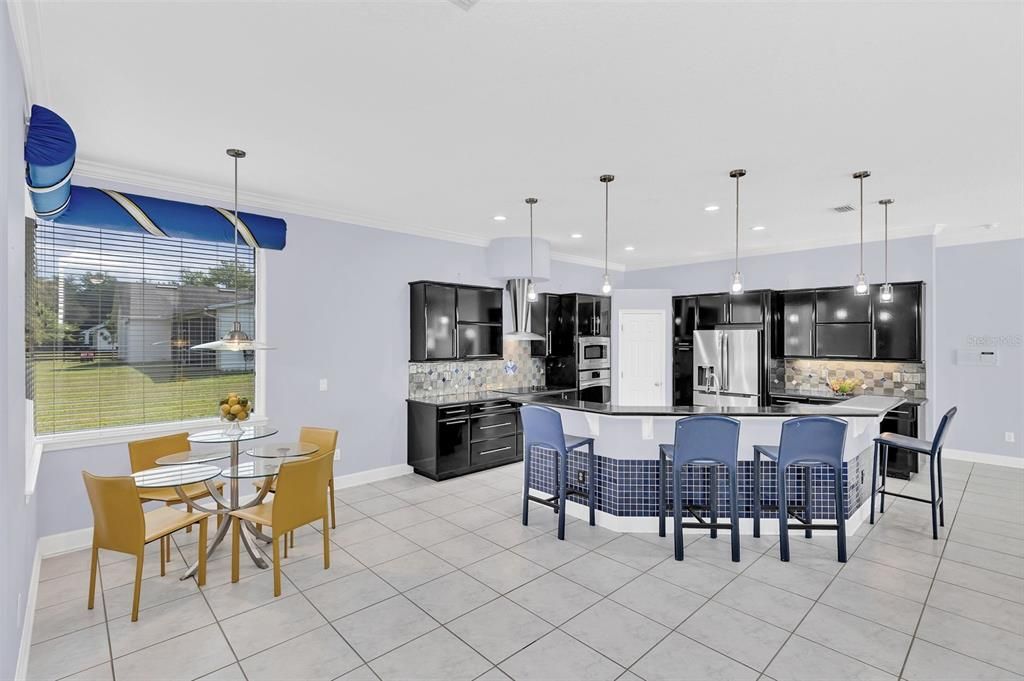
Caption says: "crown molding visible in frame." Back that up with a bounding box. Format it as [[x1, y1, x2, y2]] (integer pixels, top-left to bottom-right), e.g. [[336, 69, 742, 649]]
[[7, 0, 47, 108], [549, 251, 626, 272]]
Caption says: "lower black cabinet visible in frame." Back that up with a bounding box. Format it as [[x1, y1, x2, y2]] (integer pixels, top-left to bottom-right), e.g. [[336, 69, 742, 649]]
[[408, 398, 522, 480]]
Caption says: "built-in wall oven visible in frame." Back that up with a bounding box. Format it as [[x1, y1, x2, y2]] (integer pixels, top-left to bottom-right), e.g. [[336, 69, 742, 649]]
[[578, 337, 610, 370], [578, 368, 611, 403]]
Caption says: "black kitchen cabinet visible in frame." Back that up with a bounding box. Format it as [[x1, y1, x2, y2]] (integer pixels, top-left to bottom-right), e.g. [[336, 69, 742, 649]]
[[408, 398, 521, 480], [595, 296, 611, 337], [729, 292, 764, 324], [697, 294, 729, 328], [577, 296, 595, 335], [816, 287, 871, 324], [872, 283, 923, 361], [410, 281, 503, 361], [528, 295, 558, 358], [880, 403, 920, 478], [696, 292, 764, 327], [672, 296, 697, 346], [815, 323, 872, 358], [779, 290, 815, 358], [672, 346, 694, 406]]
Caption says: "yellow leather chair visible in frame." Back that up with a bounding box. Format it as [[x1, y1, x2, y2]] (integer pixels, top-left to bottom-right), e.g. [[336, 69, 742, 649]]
[[230, 449, 333, 596], [128, 432, 224, 531], [82, 472, 210, 621], [254, 426, 338, 529]]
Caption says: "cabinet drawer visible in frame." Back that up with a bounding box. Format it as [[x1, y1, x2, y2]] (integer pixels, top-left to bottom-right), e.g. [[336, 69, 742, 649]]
[[471, 400, 515, 415], [437, 404, 471, 420], [471, 413, 517, 441], [471, 436, 519, 467]]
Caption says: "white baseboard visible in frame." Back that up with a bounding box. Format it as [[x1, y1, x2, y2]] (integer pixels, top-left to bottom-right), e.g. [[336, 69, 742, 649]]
[[15, 545, 42, 681], [334, 464, 413, 489], [37, 527, 93, 558], [944, 448, 1024, 469]]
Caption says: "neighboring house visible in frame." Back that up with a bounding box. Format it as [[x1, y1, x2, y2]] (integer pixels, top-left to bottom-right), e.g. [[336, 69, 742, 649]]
[[80, 324, 115, 351], [111, 282, 254, 371]]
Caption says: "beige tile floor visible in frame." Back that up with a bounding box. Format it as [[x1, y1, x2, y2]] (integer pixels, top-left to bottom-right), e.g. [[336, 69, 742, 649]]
[[26, 458, 1024, 681]]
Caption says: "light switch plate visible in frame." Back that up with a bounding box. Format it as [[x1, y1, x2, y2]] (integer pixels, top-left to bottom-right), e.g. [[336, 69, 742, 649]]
[[319, 378, 328, 392]]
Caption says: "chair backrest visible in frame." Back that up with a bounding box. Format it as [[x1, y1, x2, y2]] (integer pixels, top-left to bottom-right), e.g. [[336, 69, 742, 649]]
[[521, 405, 567, 457], [82, 471, 145, 555], [672, 415, 741, 467], [778, 416, 848, 469], [272, 449, 334, 534], [931, 407, 958, 455], [128, 432, 190, 473], [299, 426, 339, 472]]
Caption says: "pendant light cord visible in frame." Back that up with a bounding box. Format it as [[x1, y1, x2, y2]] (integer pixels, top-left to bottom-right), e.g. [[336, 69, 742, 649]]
[[734, 174, 740, 272], [859, 174, 864, 273], [883, 201, 888, 282], [529, 201, 534, 280], [233, 155, 240, 329], [604, 180, 609, 277]]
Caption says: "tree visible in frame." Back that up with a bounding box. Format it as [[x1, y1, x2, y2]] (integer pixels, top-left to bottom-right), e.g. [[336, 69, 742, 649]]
[[181, 260, 255, 290]]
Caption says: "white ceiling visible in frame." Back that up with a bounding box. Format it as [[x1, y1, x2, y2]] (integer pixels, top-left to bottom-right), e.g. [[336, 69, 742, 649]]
[[10, 1, 1023, 269]]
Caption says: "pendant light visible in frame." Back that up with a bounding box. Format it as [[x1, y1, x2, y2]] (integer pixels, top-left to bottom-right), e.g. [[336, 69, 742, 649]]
[[525, 197, 539, 302], [192, 149, 272, 352], [878, 198, 894, 303], [599, 174, 614, 294], [729, 169, 746, 294], [852, 170, 871, 296]]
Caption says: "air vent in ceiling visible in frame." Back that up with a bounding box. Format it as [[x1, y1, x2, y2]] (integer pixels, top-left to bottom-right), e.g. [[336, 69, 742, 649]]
[[832, 204, 855, 213], [448, 0, 481, 10]]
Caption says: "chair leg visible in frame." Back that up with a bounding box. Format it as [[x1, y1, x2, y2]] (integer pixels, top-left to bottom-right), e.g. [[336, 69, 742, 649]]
[[323, 513, 331, 569], [160, 536, 167, 577], [522, 444, 531, 527], [186, 505, 193, 533], [778, 464, 790, 562], [231, 517, 240, 583], [87, 544, 99, 610], [217, 513, 224, 530], [870, 441, 879, 524], [834, 465, 847, 563], [197, 519, 208, 587], [929, 454, 939, 540], [273, 535, 282, 597], [557, 450, 568, 541], [937, 451, 945, 527], [709, 466, 718, 539], [658, 449, 667, 538], [673, 460, 684, 561], [587, 442, 596, 527], [729, 465, 740, 563], [290, 531, 295, 549], [880, 446, 889, 514], [329, 479, 337, 530], [752, 451, 761, 538], [803, 466, 813, 539], [131, 554, 144, 622], [284, 533, 289, 559]]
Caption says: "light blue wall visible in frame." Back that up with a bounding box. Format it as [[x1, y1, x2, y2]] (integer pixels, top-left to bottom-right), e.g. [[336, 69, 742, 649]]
[[1, 17, 36, 679], [34, 196, 620, 537], [933, 239, 1024, 459]]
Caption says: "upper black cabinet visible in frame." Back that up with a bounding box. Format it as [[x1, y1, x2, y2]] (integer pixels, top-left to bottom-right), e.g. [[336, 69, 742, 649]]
[[410, 281, 503, 361], [528, 294, 560, 357], [672, 296, 697, 345], [571, 294, 611, 337], [872, 282, 923, 361], [816, 323, 872, 358], [729, 292, 765, 324], [816, 288, 871, 324], [697, 294, 729, 328], [779, 290, 815, 357], [696, 292, 765, 328]]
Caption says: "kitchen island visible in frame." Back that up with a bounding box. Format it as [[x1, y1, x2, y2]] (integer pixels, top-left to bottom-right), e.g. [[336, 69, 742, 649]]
[[509, 394, 903, 535]]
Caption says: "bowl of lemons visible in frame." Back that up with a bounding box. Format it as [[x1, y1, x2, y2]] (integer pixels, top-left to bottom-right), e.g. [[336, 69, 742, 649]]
[[219, 393, 252, 434]]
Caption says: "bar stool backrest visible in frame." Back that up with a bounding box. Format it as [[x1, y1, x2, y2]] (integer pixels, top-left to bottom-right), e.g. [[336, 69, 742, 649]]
[[930, 407, 958, 455], [521, 405, 568, 457], [778, 416, 848, 469], [672, 415, 740, 465]]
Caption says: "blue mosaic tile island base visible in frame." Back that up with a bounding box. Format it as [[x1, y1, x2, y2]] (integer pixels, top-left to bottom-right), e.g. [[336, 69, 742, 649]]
[[526, 447, 873, 520]]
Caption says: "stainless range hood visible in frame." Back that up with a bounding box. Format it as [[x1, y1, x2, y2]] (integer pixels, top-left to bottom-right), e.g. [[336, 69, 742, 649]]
[[504, 278, 544, 342]]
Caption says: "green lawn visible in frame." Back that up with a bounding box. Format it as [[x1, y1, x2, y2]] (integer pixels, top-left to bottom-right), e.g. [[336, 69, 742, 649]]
[[31, 358, 256, 435]]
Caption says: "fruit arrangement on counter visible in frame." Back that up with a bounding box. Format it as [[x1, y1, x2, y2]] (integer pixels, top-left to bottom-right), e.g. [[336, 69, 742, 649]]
[[219, 393, 252, 422]]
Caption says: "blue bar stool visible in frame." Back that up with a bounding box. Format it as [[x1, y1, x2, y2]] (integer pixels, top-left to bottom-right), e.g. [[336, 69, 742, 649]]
[[521, 405, 596, 540], [752, 416, 849, 563], [658, 415, 741, 562], [871, 406, 957, 540]]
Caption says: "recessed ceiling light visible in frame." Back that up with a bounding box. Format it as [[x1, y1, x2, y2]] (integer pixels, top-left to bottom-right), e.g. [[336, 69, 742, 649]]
[[751, 225, 766, 231], [570, 233, 583, 239], [704, 205, 720, 213], [624, 245, 635, 251], [493, 215, 506, 222]]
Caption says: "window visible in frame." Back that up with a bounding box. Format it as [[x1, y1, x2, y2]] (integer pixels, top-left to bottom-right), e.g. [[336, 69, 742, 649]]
[[26, 219, 258, 436]]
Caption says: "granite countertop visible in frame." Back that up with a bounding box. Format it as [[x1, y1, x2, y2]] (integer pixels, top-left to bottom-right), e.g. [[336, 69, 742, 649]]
[[509, 393, 905, 417], [769, 387, 928, 405], [407, 386, 576, 406]]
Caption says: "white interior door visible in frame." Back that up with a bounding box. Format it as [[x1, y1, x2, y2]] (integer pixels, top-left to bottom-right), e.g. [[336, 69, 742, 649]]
[[618, 309, 667, 406]]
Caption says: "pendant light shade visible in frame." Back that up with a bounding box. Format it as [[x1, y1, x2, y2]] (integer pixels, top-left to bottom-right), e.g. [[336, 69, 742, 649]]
[[729, 169, 746, 294], [600, 174, 614, 295], [852, 170, 871, 296], [526, 197, 538, 302], [192, 149, 272, 352], [879, 198, 894, 303]]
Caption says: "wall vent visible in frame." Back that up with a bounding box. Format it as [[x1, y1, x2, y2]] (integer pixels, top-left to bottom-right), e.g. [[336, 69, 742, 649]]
[[832, 204, 855, 213]]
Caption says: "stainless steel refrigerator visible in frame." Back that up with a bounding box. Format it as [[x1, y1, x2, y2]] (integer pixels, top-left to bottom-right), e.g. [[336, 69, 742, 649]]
[[692, 329, 761, 407]]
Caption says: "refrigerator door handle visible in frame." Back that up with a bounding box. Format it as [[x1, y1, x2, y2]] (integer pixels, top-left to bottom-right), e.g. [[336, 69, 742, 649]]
[[721, 333, 729, 392]]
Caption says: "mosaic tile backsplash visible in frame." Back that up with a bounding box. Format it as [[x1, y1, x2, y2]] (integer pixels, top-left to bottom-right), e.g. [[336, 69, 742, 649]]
[[772, 359, 927, 400], [408, 339, 545, 398]]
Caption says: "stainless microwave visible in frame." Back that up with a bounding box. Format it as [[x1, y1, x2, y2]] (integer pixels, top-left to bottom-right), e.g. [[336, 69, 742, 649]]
[[578, 336, 610, 370]]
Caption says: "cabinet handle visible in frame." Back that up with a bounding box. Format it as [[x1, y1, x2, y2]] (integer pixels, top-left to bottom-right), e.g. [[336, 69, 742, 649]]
[[466, 353, 495, 358], [479, 403, 511, 410], [546, 330, 552, 354], [443, 409, 467, 414], [872, 329, 877, 357], [480, 422, 512, 429], [444, 419, 468, 425], [478, 445, 512, 456]]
